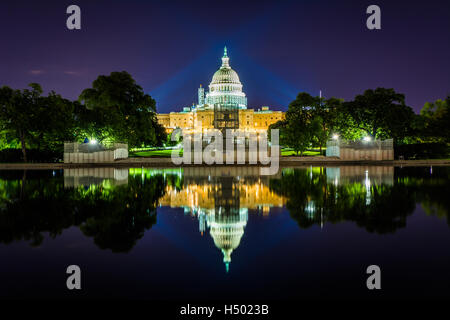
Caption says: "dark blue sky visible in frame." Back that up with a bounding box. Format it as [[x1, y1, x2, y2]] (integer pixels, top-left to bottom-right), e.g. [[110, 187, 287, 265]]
[[1, 0, 449, 113]]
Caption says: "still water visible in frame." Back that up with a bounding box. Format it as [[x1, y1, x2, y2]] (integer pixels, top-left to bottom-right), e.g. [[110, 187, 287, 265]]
[[0, 166, 449, 300]]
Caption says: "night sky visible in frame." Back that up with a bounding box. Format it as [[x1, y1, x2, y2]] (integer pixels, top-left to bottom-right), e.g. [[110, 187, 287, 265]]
[[1, 0, 450, 113]]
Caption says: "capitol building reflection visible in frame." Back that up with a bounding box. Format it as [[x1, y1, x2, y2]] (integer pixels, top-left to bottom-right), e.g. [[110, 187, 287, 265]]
[[158, 167, 286, 271], [61, 166, 397, 269]]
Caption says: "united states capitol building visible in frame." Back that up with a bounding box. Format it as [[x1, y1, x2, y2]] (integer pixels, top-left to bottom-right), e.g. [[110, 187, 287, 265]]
[[157, 47, 285, 133]]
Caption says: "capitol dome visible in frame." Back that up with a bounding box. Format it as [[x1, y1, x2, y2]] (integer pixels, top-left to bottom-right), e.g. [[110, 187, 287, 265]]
[[211, 58, 242, 85], [204, 47, 247, 109], [207, 209, 248, 272]]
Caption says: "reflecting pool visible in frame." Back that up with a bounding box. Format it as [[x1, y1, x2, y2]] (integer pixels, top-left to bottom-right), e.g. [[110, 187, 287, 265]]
[[0, 166, 449, 300]]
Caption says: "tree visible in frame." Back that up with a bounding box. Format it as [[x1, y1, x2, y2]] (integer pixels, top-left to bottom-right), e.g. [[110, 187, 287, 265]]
[[34, 91, 76, 153], [343, 88, 415, 142], [311, 97, 343, 153], [332, 109, 366, 141], [282, 93, 349, 154], [419, 97, 450, 143], [0, 84, 43, 161], [79, 71, 166, 148], [283, 93, 322, 155], [0, 84, 76, 162], [268, 120, 287, 145], [166, 128, 183, 147], [73, 100, 113, 144]]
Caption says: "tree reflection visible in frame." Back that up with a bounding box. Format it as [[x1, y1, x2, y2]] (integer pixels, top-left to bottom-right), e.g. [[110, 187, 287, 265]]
[[0, 166, 449, 252], [0, 170, 82, 246], [78, 174, 165, 252], [269, 166, 448, 234], [0, 170, 166, 251], [396, 166, 450, 226]]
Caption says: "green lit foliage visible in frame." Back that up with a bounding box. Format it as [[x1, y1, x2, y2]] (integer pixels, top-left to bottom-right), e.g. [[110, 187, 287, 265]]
[[343, 88, 415, 142], [268, 120, 287, 146], [166, 128, 183, 147], [283, 88, 416, 149], [282, 93, 322, 155], [78, 71, 166, 148], [310, 96, 343, 152], [0, 130, 21, 149], [281, 92, 367, 153], [270, 167, 420, 234], [395, 166, 450, 226], [419, 97, 450, 143], [0, 84, 76, 161], [0, 171, 166, 251], [0, 171, 81, 245], [332, 109, 366, 141], [1, 167, 449, 250], [78, 174, 165, 252], [0, 84, 42, 161], [33, 90, 77, 152]]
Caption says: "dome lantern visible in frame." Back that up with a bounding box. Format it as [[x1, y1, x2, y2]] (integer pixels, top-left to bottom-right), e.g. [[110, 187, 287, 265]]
[[221, 46, 230, 68]]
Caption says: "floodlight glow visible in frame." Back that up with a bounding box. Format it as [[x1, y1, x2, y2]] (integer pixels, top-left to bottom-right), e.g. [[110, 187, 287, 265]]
[[332, 134, 339, 140], [90, 139, 97, 144], [363, 136, 371, 142]]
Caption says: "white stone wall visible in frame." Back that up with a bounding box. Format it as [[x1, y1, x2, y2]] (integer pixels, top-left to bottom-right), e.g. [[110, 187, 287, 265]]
[[326, 139, 393, 160], [64, 143, 128, 163]]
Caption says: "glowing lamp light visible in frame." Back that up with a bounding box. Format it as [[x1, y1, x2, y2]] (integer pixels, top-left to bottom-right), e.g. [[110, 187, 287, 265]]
[[332, 134, 339, 140], [363, 136, 372, 142], [90, 139, 97, 144]]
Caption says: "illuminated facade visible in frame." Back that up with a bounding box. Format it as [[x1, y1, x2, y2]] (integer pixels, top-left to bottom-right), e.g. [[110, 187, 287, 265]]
[[157, 47, 285, 133], [159, 177, 286, 213]]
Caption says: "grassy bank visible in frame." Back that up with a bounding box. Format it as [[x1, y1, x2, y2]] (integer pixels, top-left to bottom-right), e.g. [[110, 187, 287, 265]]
[[130, 149, 179, 157], [130, 148, 321, 158]]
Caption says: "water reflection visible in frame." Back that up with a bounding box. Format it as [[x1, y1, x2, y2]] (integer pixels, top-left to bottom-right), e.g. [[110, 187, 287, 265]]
[[270, 166, 413, 232], [0, 166, 449, 264], [64, 168, 129, 187], [156, 167, 285, 271], [0, 169, 164, 251]]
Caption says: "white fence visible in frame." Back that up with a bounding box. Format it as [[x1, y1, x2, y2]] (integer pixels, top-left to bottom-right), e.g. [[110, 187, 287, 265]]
[[326, 139, 393, 160], [64, 142, 128, 163], [64, 168, 129, 187]]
